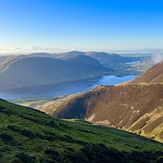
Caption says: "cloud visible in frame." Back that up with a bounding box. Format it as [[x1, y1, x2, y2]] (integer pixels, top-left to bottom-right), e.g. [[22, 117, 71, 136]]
[[0, 46, 74, 54], [24, 46, 70, 51], [151, 54, 163, 64]]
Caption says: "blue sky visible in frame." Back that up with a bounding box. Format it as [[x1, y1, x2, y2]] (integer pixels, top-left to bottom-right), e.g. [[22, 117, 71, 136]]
[[0, 0, 163, 53]]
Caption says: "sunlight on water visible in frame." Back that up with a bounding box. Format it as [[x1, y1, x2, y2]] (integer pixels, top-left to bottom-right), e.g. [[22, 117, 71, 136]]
[[0, 75, 137, 100]]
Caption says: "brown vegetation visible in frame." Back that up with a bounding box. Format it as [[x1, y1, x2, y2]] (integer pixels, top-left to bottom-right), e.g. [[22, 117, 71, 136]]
[[35, 61, 163, 142]]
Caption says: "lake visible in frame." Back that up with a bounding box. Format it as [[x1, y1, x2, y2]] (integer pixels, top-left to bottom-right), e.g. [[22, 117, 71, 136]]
[[0, 75, 137, 100]]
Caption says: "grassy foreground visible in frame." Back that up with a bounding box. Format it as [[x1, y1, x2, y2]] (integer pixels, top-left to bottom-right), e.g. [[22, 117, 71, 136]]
[[0, 99, 163, 163]]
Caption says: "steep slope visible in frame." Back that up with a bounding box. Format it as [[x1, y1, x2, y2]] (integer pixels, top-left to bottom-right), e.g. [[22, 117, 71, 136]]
[[36, 84, 163, 142], [0, 99, 163, 162], [130, 61, 163, 83], [0, 56, 105, 90], [35, 61, 163, 142]]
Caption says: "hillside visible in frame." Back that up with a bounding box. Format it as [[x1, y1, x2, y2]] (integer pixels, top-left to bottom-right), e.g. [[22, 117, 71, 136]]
[[86, 51, 140, 65], [35, 61, 163, 142], [0, 99, 163, 162], [28, 52, 57, 58], [60, 51, 85, 57], [0, 52, 145, 91], [130, 61, 163, 83], [0, 55, 106, 90], [53, 51, 143, 74], [58, 51, 141, 65], [85, 51, 144, 75]]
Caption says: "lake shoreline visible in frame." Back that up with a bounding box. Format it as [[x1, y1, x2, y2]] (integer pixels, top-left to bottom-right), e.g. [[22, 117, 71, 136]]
[[0, 75, 137, 100]]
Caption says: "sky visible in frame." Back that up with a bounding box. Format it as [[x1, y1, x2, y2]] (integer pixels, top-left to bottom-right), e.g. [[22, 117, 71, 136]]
[[0, 0, 163, 54]]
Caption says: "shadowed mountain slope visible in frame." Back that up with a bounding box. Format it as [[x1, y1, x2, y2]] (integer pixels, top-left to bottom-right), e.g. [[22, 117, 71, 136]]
[[0, 55, 106, 90], [61, 55, 105, 68], [35, 61, 163, 142], [0, 99, 163, 162]]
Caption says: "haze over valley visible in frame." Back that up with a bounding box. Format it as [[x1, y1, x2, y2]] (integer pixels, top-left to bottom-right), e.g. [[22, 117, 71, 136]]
[[0, 0, 163, 162], [0, 51, 142, 100]]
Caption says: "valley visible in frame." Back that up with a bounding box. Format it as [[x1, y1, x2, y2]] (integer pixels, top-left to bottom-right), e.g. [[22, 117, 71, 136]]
[[34, 61, 163, 143], [0, 75, 136, 100], [1, 1, 163, 162], [0, 51, 142, 100], [0, 51, 162, 162]]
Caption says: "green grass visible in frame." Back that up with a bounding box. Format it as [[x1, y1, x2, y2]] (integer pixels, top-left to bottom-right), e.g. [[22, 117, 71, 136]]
[[9, 95, 67, 107], [0, 99, 163, 162], [139, 82, 163, 86]]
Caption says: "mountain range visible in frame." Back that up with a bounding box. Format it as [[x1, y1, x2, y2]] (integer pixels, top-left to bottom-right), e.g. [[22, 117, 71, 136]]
[[0, 51, 142, 91], [0, 55, 106, 90], [35, 61, 163, 142], [0, 52, 163, 162], [85, 51, 141, 65]]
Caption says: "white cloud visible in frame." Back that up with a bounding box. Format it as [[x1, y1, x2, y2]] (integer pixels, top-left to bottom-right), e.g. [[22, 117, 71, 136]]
[[0, 46, 75, 54], [151, 54, 163, 64]]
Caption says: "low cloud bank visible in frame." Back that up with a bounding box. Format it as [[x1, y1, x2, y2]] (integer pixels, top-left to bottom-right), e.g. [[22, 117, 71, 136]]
[[151, 54, 163, 64]]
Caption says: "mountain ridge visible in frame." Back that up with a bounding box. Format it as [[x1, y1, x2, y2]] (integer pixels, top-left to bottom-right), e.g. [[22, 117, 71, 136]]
[[0, 55, 106, 90], [129, 61, 163, 83], [35, 61, 163, 142]]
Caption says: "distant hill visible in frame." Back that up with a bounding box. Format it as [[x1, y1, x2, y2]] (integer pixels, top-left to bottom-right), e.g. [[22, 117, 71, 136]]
[[56, 51, 144, 75], [56, 51, 142, 64], [0, 51, 144, 91], [0, 99, 163, 162], [0, 56, 9, 63], [61, 55, 108, 69], [29, 52, 57, 58], [0, 55, 106, 90], [85, 52, 145, 76], [86, 51, 141, 65], [35, 61, 163, 142], [60, 51, 85, 56]]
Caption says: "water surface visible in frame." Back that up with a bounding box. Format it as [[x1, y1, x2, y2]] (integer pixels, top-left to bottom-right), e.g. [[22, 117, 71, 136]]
[[0, 75, 136, 100]]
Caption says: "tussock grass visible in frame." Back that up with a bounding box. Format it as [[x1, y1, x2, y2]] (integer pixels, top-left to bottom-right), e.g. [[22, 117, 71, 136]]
[[0, 99, 163, 162]]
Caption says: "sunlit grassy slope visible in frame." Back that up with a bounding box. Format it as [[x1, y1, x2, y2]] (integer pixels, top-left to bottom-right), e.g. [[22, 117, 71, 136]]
[[0, 99, 163, 162]]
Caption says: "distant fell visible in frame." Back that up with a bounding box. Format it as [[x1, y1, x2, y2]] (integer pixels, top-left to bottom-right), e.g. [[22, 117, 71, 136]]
[[86, 51, 141, 65], [0, 55, 106, 90]]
